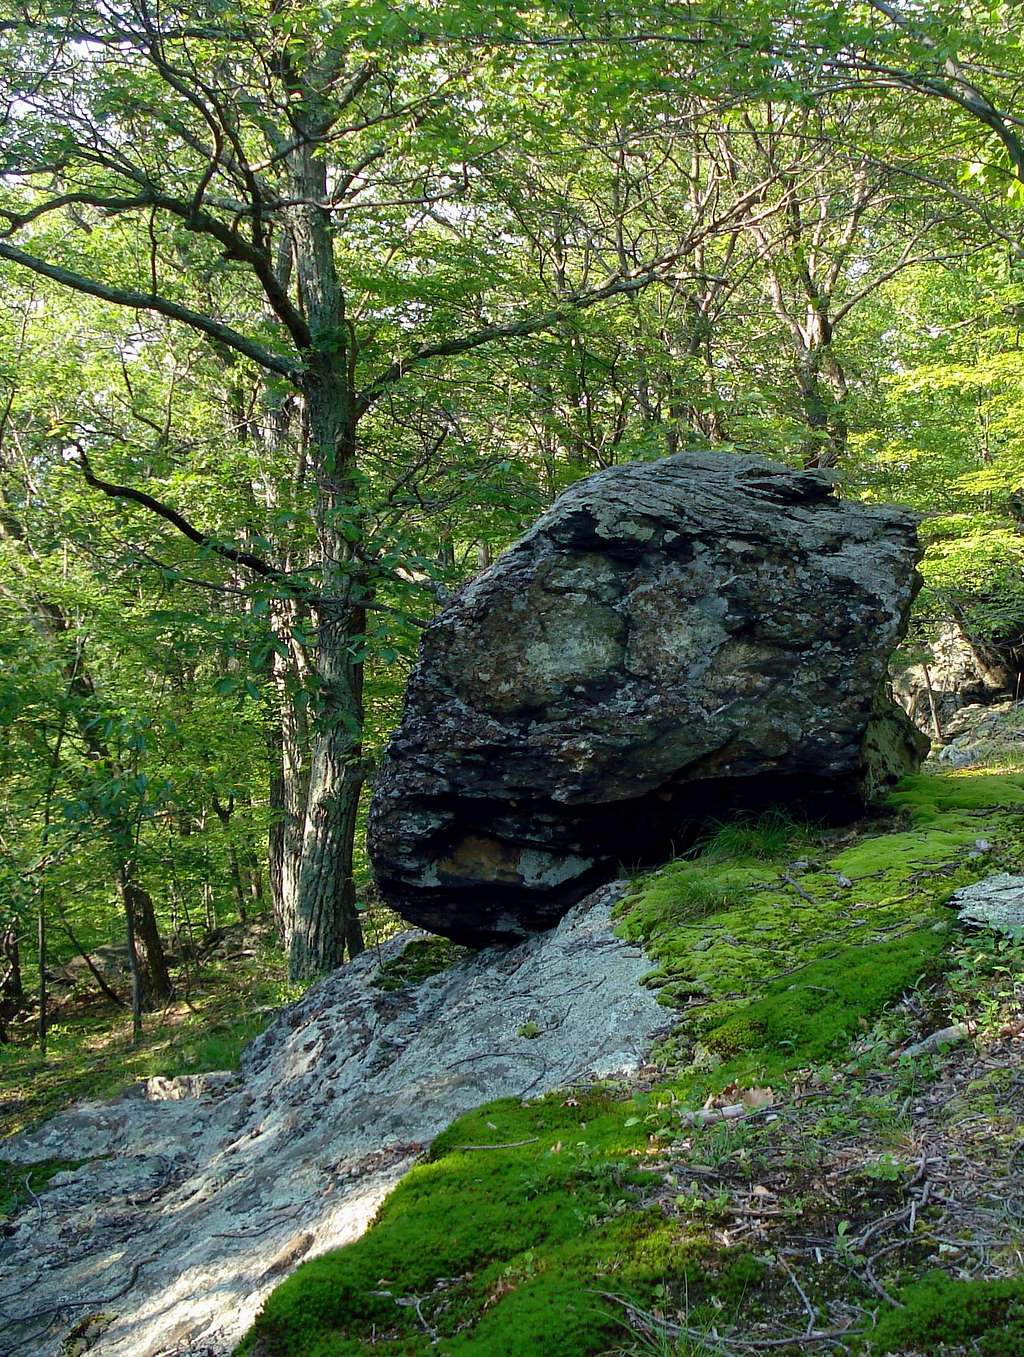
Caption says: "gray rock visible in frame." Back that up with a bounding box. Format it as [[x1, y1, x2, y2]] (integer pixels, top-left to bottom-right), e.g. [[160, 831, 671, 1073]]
[[899, 1023, 969, 1060], [0, 887, 668, 1357], [933, 700, 1024, 770], [951, 873, 1024, 939], [369, 451, 925, 944]]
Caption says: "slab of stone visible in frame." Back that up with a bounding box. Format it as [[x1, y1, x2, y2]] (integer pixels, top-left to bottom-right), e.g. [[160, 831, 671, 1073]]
[[0, 887, 668, 1357], [951, 873, 1024, 939]]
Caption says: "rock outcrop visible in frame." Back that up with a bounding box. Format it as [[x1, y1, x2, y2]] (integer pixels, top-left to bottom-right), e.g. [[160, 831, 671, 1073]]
[[369, 451, 926, 944], [894, 619, 1021, 737], [0, 889, 667, 1357]]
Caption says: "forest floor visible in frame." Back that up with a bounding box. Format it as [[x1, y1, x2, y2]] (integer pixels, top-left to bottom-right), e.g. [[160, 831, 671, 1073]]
[[3, 713, 1024, 1355], [245, 716, 1024, 1357]]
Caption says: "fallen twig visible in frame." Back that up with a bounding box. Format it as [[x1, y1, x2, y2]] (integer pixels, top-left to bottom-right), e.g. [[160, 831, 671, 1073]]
[[456, 1137, 539, 1151], [595, 1289, 856, 1351], [22, 1174, 43, 1221]]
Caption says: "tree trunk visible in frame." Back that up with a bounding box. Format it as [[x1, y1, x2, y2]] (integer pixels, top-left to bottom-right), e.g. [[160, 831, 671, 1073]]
[[268, 617, 310, 949], [288, 419, 367, 977], [0, 922, 24, 1041], [212, 796, 248, 922], [118, 860, 173, 1001], [56, 913, 126, 1008], [286, 138, 368, 979], [227, 842, 247, 922], [289, 664, 366, 976], [119, 866, 144, 1043], [797, 344, 848, 471], [37, 893, 47, 1055]]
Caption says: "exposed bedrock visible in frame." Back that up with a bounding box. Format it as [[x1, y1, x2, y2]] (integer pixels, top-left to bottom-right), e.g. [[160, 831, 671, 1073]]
[[369, 451, 928, 944]]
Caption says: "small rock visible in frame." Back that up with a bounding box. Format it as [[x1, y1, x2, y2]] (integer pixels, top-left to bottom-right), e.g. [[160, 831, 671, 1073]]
[[951, 873, 1024, 939]]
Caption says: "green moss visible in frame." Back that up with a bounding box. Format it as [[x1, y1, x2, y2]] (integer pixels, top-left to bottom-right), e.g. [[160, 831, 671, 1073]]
[[617, 769, 1015, 1056], [0, 1156, 82, 1222], [887, 769, 1024, 822], [867, 1270, 1024, 1355], [447, 1222, 716, 1357], [372, 938, 473, 992], [703, 1014, 768, 1058], [715, 1250, 766, 1302], [242, 1089, 766, 1357], [702, 930, 946, 1085]]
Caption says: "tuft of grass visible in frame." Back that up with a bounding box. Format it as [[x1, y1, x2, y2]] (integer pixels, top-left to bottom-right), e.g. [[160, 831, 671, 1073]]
[[615, 859, 768, 950], [695, 810, 816, 864]]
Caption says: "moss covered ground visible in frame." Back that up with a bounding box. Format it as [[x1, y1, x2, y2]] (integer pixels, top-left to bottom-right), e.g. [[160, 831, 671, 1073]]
[[241, 763, 1024, 1356], [868, 1272, 1024, 1356]]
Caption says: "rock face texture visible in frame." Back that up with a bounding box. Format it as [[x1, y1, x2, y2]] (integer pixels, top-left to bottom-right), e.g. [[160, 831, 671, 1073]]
[[369, 451, 926, 944], [0, 889, 667, 1357], [934, 700, 1024, 769]]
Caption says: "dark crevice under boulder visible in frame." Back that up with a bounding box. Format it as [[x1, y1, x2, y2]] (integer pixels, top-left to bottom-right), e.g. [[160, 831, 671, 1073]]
[[369, 451, 928, 945]]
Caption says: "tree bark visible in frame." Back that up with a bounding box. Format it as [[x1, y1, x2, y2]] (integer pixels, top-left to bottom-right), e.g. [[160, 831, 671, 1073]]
[[284, 136, 368, 978], [797, 339, 849, 471]]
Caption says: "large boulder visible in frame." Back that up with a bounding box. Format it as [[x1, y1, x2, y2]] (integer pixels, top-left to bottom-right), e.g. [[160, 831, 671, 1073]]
[[369, 451, 927, 944]]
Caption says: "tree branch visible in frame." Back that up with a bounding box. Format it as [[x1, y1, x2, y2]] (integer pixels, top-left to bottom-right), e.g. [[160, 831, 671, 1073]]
[[74, 444, 301, 590], [862, 1, 1024, 181], [357, 265, 722, 410], [0, 241, 302, 380]]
